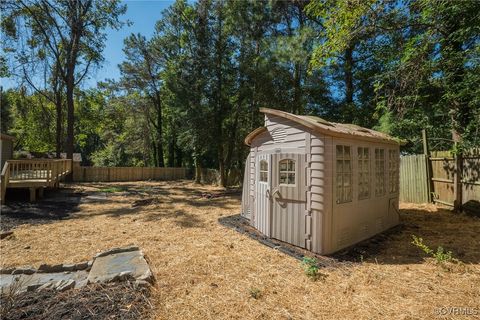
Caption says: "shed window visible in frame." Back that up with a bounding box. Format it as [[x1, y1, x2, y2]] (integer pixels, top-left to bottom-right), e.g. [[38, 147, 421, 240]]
[[375, 148, 386, 196], [279, 159, 295, 185], [336, 145, 352, 203], [358, 147, 370, 199], [388, 150, 398, 193], [259, 160, 268, 183]]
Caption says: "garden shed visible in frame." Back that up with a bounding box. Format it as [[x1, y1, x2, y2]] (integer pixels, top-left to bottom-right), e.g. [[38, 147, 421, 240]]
[[1, 133, 15, 170], [241, 108, 400, 255]]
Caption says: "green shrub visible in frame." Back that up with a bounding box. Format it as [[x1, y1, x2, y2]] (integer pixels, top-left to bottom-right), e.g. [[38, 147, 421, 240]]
[[301, 257, 325, 281], [411, 235, 454, 264]]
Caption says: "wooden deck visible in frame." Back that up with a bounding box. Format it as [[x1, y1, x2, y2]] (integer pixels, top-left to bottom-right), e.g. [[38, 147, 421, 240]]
[[1, 159, 72, 202]]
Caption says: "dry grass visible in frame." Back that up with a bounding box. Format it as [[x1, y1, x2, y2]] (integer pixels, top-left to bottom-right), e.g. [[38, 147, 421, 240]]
[[1, 181, 479, 319]]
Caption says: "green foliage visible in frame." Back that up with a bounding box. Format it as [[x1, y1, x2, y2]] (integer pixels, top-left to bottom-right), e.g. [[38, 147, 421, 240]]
[[411, 235, 455, 265], [2, 0, 479, 175], [301, 257, 325, 281], [98, 186, 127, 193]]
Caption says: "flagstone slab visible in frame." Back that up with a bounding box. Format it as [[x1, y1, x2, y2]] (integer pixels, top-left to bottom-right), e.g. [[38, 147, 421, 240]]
[[0, 247, 153, 294]]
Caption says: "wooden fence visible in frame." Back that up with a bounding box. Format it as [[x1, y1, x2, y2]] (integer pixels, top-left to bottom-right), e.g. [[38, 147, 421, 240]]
[[400, 149, 480, 206], [399, 155, 430, 203], [72, 166, 186, 182], [430, 150, 480, 206]]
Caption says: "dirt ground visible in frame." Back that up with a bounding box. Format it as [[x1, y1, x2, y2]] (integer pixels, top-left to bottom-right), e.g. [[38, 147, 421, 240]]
[[1, 181, 479, 320]]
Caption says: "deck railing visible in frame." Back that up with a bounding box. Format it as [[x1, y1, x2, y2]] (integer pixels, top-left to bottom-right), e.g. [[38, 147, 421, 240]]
[[1, 159, 72, 202]]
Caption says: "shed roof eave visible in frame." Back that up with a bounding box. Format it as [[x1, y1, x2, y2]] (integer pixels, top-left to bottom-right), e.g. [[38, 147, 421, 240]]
[[258, 107, 400, 145], [244, 127, 267, 146]]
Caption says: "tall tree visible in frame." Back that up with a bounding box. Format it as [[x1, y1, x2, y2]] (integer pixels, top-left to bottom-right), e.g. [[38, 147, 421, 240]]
[[2, 0, 126, 172], [120, 34, 165, 166]]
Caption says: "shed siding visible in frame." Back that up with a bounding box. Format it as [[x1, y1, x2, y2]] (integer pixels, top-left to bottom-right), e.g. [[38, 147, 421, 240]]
[[1, 139, 13, 170], [325, 138, 400, 254], [252, 115, 306, 152], [241, 152, 252, 218], [308, 133, 328, 253]]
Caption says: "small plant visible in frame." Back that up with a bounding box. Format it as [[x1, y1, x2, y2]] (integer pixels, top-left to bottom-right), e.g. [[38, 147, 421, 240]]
[[99, 186, 126, 193], [301, 257, 325, 281], [248, 287, 262, 299], [411, 235, 455, 264]]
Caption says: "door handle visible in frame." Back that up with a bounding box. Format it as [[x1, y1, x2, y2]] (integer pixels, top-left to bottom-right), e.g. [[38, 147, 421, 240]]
[[272, 188, 280, 199]]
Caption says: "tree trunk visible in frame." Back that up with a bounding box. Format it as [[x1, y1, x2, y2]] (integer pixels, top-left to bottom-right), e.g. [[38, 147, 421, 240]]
[[55, 93, 62, 159], [65, 80, 74, 181], [218, 143, 226, 187], [151, 139, 158, 167], [175, 145, 183, 167], [168, 133, 175, 167], [155, 95, 164, 167], [194, 156, 201, 184], [225, 103, 239, 181], [344, 43, 354, 122], [293, 61, 302, 114]]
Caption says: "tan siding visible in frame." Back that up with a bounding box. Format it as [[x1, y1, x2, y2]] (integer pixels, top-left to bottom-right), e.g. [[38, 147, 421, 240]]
[[1, 139, 13, 170], [326, 139, 400, 254], [254, 115, 306, 152], [241, 152, 252, 218]]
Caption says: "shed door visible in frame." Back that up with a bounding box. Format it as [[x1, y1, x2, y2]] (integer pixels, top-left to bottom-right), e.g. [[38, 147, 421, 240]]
[[270, 153, 307, 248], [254, 154, 272, 236]]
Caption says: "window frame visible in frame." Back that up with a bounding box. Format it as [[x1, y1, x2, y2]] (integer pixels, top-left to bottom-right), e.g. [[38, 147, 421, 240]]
[[374, 148, 386, 197], [388, 149, 398, 194], [358, 147, 371, 200], [336, 145, 353, 204], [278, 159, 296, 186], [259, 159, 268, 183]]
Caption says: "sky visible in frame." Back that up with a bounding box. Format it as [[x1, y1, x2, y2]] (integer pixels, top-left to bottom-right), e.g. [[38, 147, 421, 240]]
[[87, 0, 174, 87], [1, 0, 174, 89]]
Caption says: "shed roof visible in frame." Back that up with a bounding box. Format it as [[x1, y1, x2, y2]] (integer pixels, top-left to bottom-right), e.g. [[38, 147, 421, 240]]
[[245, 108, 401, 145]]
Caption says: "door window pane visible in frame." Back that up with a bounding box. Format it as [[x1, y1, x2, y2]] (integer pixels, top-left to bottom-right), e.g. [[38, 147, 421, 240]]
[[279, 159, 295, 185], [259, 160, 268, 183]]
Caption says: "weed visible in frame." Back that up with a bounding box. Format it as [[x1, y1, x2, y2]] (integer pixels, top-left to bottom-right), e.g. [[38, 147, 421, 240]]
[[0, 276, 25, 318], [301, 257, 326, 281], [248, 287, 262, 299], [99, 186, 126, 193], [411, 235, 455, 265]]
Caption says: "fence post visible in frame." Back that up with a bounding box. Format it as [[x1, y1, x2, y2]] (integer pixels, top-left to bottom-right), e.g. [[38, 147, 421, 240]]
[[453, 147, 463, 212], [422, 129, 433, 203]]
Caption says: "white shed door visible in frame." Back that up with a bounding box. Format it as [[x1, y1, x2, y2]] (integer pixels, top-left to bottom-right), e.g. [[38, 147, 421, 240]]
[[270, 153, 307, 248], [254, 154, 272, 236]]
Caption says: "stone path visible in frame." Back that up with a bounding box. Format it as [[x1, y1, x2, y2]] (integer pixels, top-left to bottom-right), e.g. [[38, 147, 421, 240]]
[[0, 246, 153, 294]]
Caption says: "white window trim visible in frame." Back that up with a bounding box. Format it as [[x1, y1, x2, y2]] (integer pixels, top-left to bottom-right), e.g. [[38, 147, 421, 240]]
[[375, 148, 386, 197], [388, 149, 398, 194], [336, 145, 353, 204], [259, 159, 268, 184], [358, 147, 371, 200], [278, 159, 296, 187]]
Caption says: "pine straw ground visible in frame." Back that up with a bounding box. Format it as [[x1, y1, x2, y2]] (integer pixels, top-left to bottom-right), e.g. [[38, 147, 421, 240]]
[[1, 181, 479, 320]]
